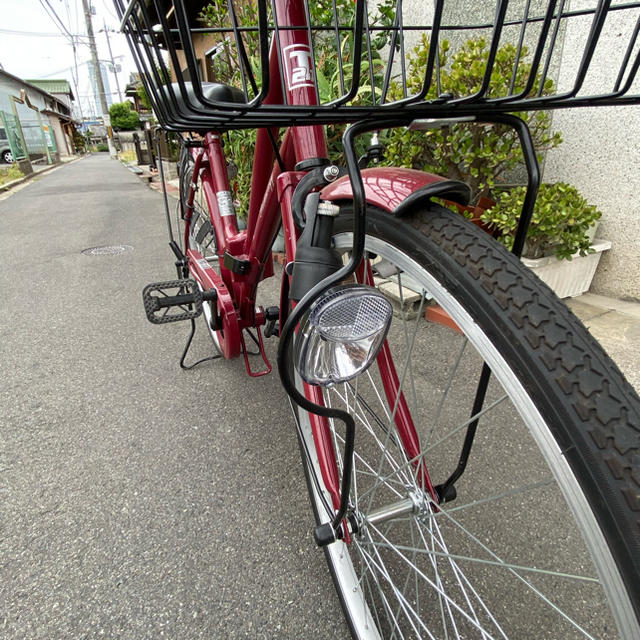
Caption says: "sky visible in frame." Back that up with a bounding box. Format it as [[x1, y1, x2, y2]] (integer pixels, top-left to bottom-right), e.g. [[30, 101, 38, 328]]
[[0, 0, 138, 119]]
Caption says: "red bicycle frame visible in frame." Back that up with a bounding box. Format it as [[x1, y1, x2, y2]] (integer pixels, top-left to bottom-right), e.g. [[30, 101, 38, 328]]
[[181, 0, 437, 511]]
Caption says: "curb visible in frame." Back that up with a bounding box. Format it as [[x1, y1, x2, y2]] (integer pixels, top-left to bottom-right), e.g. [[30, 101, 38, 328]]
[[0, 156, 83, 193]]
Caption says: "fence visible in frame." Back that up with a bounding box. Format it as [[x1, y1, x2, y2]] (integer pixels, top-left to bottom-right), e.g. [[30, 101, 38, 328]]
[[21, 121, 56, 162], [0, 111, 28, 162]]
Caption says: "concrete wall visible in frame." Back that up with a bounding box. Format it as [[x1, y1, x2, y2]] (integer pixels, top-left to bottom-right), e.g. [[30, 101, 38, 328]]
[[543, 1, 640, 300], [544, 106, 640, 300], [400, 0, 639, 300], [115, 130, 145, 155]]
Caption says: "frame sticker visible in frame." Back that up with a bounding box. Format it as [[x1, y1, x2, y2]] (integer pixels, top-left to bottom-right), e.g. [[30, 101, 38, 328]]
[[283, 44, 314, 91], [216, 190, 236, 217], [197, 258, 211, 271]]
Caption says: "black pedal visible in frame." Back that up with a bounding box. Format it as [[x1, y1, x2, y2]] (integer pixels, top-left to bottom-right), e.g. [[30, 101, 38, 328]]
[[263, 306, 279, 338], [142, 279, 204, 325]]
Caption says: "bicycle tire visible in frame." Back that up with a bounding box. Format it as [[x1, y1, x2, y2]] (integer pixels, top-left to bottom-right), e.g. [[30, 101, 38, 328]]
[[292, 204, 640, 639], [177, 149, 223, 352]]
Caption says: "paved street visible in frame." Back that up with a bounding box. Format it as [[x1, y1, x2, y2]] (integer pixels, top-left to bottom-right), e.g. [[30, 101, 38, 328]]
[[0, 155, 348, 639]]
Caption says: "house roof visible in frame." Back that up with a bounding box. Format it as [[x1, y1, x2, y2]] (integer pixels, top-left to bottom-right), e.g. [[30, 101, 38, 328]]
[[25, 79, 75, 101], [0, 68, 59, 100], [0, 69, 76, 122]]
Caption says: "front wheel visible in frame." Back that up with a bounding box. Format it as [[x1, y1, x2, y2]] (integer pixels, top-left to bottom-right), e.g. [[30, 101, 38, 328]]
[[292, 204, 640, 639]]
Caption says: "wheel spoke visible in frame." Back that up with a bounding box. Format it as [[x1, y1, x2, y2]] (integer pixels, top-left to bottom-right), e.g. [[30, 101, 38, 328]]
[[330, 385, 414, 490], [417, 516, 506, 640], [373, 498, 601, 638], [362, 538, 600, 583], [356, 540, 436, 639], [396, 273, 420, 417], [354, 392, 509, 507], [425, 338, 469, 448], [359, 522, 501, 639]]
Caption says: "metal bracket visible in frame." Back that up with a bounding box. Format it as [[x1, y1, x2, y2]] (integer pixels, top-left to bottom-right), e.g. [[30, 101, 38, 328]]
[[223, 252, 251, 275]]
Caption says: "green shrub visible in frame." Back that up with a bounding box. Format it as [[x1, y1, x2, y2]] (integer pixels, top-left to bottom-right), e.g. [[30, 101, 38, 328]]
[[109, 102, 140, 131], [222, 128, 255, 219], [96, 143, 109, 152], [480, 183, 602, 260], [72, 129, 86, 152], [382, 37, 563, 203], [0, 163, 24, 186]]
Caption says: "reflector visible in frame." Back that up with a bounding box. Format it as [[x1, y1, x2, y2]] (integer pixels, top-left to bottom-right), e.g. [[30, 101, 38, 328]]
[[295, 284, 393, 386]]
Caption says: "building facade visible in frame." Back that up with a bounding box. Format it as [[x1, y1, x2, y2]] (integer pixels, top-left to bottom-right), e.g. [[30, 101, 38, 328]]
[[0, 70, 76, 170], [88, 61, 114, 116], [26, 79, 76, 159]]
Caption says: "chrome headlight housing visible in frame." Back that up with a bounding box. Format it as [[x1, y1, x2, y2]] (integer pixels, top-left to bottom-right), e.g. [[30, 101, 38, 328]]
[[294, 284, 393, 387]]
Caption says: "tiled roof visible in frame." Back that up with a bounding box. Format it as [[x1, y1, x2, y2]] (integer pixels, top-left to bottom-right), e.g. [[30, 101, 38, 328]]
[[25, 79, 74, 100]]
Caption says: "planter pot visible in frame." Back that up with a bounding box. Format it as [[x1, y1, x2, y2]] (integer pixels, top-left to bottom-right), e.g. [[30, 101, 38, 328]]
[[446, 196, 496, 234], [521, 239, 611, 298]]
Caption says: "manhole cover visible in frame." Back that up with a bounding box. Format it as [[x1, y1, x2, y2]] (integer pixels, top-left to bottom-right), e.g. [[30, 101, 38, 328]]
[[82, 245, 134, 256]]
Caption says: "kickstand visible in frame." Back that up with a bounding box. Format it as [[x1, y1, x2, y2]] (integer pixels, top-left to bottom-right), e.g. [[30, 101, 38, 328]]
[[180, 319, 222, 370]]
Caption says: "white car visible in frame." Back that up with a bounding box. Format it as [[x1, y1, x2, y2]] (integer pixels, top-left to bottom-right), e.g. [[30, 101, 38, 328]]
[[1, 128, 14, 163]]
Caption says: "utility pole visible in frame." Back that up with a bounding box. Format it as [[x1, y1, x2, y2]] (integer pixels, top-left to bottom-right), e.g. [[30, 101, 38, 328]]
[[82, 0, 116, 158], [103, 21, 123, 103]]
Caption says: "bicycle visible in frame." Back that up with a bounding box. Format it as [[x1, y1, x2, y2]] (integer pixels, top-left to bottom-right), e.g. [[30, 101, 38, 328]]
[[117, 0, 640, 637]]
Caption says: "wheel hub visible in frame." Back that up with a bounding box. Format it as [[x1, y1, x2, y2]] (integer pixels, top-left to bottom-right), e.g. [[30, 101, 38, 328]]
[[355, 489, 430, 533]]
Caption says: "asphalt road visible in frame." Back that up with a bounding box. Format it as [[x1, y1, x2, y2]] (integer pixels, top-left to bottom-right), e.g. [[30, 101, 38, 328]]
[[0, 155, 348, 639]]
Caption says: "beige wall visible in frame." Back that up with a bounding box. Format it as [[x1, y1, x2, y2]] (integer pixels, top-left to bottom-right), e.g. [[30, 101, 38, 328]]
[[172, 34, 216, 82], [401, 0, 639, 301], [47, 115, 72, 158]]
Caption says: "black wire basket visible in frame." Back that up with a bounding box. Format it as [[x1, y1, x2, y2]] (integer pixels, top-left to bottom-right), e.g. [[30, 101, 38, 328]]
[[114, 0, 640, 131]]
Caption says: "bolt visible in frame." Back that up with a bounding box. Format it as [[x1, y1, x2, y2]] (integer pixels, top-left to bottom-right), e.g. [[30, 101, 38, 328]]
[[323, 165, 340, 182]]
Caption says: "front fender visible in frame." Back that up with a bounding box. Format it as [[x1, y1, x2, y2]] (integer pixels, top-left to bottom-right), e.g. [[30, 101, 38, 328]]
[[319, 167, 471, 215]]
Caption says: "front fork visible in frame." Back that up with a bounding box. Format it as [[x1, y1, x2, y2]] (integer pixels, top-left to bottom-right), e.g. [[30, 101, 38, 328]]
[[278, 129, 431, 545]]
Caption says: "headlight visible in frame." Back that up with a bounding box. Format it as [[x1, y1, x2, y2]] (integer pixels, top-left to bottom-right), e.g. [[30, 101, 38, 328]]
[[294, 284, 393, 387]]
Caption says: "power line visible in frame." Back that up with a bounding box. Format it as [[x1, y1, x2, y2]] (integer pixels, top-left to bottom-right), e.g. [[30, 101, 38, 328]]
[[39, 57, 121, 78], [39, 0, 74, 41], [64, 0, 79, 36], [39, 59, 92, 78], [98, 0, 120, 24], [76, 90, 124, 97], [0, 28, 88, 40]]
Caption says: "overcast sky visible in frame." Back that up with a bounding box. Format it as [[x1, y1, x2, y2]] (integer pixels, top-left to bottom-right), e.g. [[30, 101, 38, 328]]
[[0, 0, 138, 119]]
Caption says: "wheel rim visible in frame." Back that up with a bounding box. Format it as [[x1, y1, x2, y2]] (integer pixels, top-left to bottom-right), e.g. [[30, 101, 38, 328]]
[[295, 231, 638, 639]]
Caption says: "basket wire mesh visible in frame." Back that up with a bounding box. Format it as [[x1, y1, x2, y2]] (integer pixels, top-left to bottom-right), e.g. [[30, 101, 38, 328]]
[[114, 0, 640, 130]]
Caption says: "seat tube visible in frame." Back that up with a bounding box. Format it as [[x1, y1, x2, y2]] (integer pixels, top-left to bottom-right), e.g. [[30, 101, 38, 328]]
[[204, 131, 239, 241]]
